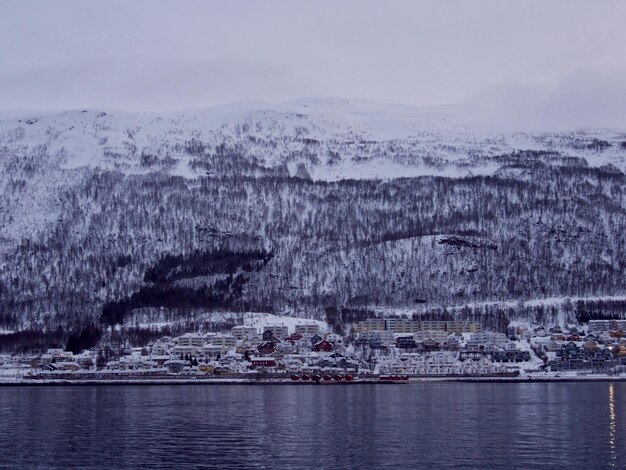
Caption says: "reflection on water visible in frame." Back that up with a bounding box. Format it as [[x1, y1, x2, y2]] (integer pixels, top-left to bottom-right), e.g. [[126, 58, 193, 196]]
[[609, 383, 616, 468], [0, 383, 624, 469]]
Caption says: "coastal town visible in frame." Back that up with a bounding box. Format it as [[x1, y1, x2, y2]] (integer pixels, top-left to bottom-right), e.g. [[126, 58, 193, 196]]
[[2, 315, 626, 384]]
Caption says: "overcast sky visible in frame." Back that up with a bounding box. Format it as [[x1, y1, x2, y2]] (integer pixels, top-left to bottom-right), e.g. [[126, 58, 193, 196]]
[[1, 0, 625, 128]]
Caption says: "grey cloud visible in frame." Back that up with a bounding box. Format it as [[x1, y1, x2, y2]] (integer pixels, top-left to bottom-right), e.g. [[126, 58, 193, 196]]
[[1, 0, 626, 129], [473, 66, 626, 131], [0, 58, 310, 111]]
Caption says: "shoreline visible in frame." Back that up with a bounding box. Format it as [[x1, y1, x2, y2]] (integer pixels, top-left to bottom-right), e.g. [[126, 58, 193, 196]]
[[2, 375, 626, 386]]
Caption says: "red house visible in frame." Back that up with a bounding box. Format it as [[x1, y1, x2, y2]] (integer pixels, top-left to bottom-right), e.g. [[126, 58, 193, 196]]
[[250, 357, 276, 368], [287, 333, 303, 343], [313, 340, 334, 352], [257, 341, 276, 355]]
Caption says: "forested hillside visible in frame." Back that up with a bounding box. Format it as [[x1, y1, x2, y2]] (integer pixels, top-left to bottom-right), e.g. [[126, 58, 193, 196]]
[[1, 100, 626, 350]]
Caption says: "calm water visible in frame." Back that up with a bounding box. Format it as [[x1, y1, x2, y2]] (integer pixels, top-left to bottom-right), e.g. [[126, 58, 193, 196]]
[[0, 382, 624, 469]]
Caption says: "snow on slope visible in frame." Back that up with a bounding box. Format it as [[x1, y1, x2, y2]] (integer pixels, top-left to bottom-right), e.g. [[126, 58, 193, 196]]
[[0, 99, 474, 169], [1, 98, 623, 256], [1, 98, 624, 251], [243, 312, 329, 334], [2, 98, 624, 183]]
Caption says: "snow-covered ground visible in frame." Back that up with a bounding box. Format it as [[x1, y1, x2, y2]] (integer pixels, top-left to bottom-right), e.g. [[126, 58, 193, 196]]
[[128, 310, 330, 335], [1, 98, 624, 254], [1, 98, 624, 182], [243, 312, 329, 335]]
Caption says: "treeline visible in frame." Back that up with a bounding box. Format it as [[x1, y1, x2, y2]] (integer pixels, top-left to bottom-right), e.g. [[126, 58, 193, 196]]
[[0, 328, 66, 354], [575, 299, 626, 323]]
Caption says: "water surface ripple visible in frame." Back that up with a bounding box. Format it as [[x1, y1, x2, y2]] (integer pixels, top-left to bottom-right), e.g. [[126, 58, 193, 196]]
[[0, 383, 623, 469]]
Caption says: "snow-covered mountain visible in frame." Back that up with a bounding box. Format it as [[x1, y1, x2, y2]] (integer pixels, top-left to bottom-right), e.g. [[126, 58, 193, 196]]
[[2, 98, 624, 180], [1, 99, 626, 350]]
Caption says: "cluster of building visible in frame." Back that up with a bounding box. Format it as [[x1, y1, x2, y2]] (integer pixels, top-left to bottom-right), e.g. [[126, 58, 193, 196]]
[[353, 319, 531, 368], [0, 348, 94, 379], [354, 319, 483, 351], [376, 352, 511, 376], [2, 318, 524, 379], [114, 321, 534, 377], [4, 316, 626, 381], [517, 321, 626, 373], [99, 322, 348, 375]]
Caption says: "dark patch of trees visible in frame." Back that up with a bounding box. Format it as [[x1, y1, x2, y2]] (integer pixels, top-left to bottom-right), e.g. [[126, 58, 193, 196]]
[[65, 323, 102, 354], [587, 139, 611, 151], [144, 249, 272, 283], [101, 275, 248, 325], [575, 299, 626, 323], [0, 328, 66, 354], [438, 236, 497, 250], [100, 248, 273, 326]]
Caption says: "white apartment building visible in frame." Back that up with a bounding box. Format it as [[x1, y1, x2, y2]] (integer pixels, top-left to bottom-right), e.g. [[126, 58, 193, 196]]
[[231, 326, 258, 341], [263, 325, 289, 339], [210, 334, 237, 350], [385, 319, 420, 333], [176, 333, 205, 348], [352, 319, 386, 333], [445, 321, 482, 334], [295, 323, 320, 336], [419, 321, 447, 332], [588, 319, 626, 333]]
